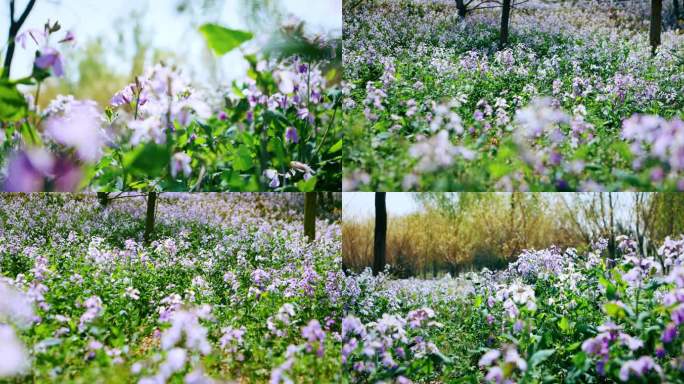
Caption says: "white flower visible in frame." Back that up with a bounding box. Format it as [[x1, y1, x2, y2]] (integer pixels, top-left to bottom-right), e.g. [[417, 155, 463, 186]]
[[0, 282, 34, 328], [124, 287, 140, 300], [129, 116, 164, 145], [264, 169, 280, 188], [43, 97, 107, 162], [166, 347, 187, 371], [170, 152, 192, 178], [0, 325, 29, 377], [274, 70, 297, 94]]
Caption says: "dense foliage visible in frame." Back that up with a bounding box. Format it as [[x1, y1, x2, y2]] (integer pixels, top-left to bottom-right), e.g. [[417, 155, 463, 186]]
[[342, 236, 684, 383], [343, 0, 684, 191], [0, 193, 343, 382]]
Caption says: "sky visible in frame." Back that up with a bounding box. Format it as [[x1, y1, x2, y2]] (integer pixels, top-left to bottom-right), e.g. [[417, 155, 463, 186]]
[[343, 192, 641, 224], [343, 193, 421, 221], [1, 0, 341, 81]]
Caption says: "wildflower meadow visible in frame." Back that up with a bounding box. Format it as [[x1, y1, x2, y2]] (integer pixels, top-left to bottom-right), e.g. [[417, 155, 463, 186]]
[[343, 0, 684, 191], [0, 1, 342, 192], [0, 193, 344, 383], [342, 192, 684, 383]]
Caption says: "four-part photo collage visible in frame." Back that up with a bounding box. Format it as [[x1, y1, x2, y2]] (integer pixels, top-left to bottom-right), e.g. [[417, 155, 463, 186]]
[[0, 0, 683, 383]]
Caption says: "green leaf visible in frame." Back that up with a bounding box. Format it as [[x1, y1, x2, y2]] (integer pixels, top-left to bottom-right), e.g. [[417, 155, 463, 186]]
[[529, 349, 555, 368], [232, 145, 253, 171], [199, 23, 253, 56], [0, 81, 28, 121], [430, 351, 453, 364], [125, 143, 172, 178], [558, 317, 571, 332], [603, 302, 625, 318], [328, 139, 343, 154], [296, 176, 317, 192]]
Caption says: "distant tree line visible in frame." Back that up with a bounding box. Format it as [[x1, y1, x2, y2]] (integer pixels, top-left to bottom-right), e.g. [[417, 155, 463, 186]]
[[344, 193, 684, 277]]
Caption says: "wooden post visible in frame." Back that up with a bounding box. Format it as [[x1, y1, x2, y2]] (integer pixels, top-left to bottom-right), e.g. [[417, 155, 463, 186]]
[[304, 192, 317, 243], [144, 192, 157, 244], [96, 192, 110, 207]]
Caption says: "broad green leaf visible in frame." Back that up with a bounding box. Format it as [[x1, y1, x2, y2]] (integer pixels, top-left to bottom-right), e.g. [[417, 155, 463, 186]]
[[328, 139, 343, 154], [125, 143, 172, 178], [529, 349, 555, 368], [603, 302, 625, 318], [0, 81, 28, 121], [296, 176, 317, 192], [233, 145, 253, 171], [199, 23, 253, 56], [558, 317, 571, 332]]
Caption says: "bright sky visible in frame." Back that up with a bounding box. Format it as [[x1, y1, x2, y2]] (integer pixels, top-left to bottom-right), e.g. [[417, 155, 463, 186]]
[[343, 192, 421, 221], [343, 192, 641, 225], [1, 0, 341, 81]]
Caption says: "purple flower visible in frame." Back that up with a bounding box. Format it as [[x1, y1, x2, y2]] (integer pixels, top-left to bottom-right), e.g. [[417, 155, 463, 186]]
[[110, 84, 134, 107], [35, 47, 64, 77], [484, 366, 503, 383], [478, 349, 500, 367], [15, 28, 46, 49], [406, 307, 435, 329], [672, 304, 684, 325], [301, 319, 325, 357], [263, 169, 280, 188], [285, 127, 299, 144], [341, 316, 365, 340], [218, 111, 227, 121], [43, 97, 105, 162], [170, 152, 192, 178], [619, 356, 662, 381], [3, 149, 82, 192], [58, 30, 76, 44], [662, 323, 677, 343]]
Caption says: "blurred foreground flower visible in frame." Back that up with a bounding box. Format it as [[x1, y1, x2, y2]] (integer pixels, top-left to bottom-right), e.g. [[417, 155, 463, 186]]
[[3, 149, 81, 192]]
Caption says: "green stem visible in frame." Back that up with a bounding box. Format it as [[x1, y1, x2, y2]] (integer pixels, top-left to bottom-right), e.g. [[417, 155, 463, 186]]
[[311, 104, 338, 160], [32, 81, 41, 126], [116, 151, 128, 191]]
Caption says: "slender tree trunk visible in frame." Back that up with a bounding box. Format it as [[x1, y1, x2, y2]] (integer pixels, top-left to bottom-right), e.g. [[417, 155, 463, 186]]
[[96, 192, 110, 207], [455, 0, 467, 18], [144, 192, 157, 244], [499, 0, 512, 48], [2, 0, 37, 79], [674, 0, 681, 23], [304, 192, 317, 243], [650, 0, 663, 56], [373, 192, 387, 276], [609, 192, 616, 258]]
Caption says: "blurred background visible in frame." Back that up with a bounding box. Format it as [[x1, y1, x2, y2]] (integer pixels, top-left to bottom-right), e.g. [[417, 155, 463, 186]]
[[343, 192, 684, 277], [0, 0, 341, 107]]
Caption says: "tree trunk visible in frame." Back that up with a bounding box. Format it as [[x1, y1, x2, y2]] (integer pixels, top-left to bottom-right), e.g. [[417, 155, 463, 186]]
[[456, 0, 467, 18], [608, 192, 616, 258], [499, 0, 512, 48], [304, 192, 317, 243], [144, 192, 157, 244], [674, 0, 681, 23], [96, 192, 110, 207], [373, 192, 387, 276], [650, 0, 662, 56], [2, 0, 37, 79]]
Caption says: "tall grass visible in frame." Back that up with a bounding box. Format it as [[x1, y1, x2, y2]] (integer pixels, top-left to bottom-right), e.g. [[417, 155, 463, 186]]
[[343, 194, 585, 276]]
